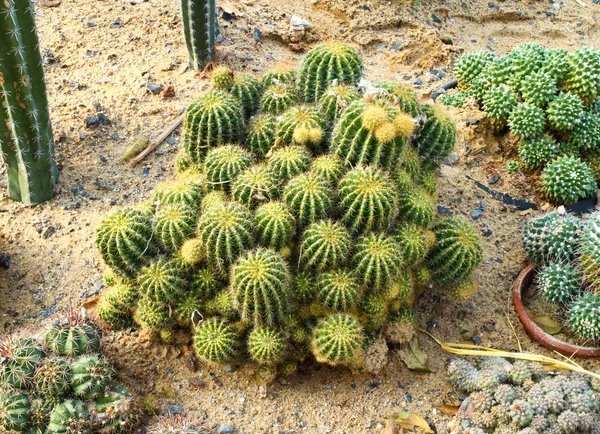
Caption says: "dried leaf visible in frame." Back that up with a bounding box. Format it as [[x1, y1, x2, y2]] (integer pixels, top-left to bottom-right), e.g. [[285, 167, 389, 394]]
[[389, 412, 433, 433], [433, 404, 460, 416], [219, 0, 244, 17], [400, 336, 432, 372], [380, 419, 399, 434], [526, 309, 562, 335], [42, 0, 61, 7]]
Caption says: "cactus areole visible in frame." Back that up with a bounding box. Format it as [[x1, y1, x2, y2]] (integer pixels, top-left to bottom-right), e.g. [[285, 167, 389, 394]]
[[0, 0, 58, 204], [180, 0, 217, 70]]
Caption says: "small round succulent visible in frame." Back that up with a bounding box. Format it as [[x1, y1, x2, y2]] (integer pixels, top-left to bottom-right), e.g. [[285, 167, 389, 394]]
[[254, 201, 295, 251], [267, 145, 312, 185], [494, 384, 517, 404], [557, 410, 581, 434], [507, 360, 532, 386], [260, 82, 299, 115], [205, 290, 237, 319], [175, 150, 193, 173], [231, 164, 276, 209], [193, 318, 240, 364], [520, 70, 558, 107], [523, 211, 581, 264], [294, 271, 317, 303], [564, 47, 600, 102], [33, 358, 71, 397], [450, 278, 479, 302], [153, 176, 206, 207], [204, 144, 252, 191], [135, 297, 175, 332], [543, 47, 570, 80], [300, 220, 351, 270], [310, 153, 345, 185], [455, 50, 497, 89], [395, 223, 433, 265], [179, 238, 205, 266], [311, 314, 364, 366], [482, 84, 519, 121], [229, 74, 262, 118], [546, 92, 584, 132], [504, 159, 521, 174], [508, 103, 546, 140], [261, 66, 297, 87], [439, 91, 472, 108], [518, 135, 560, 169], [245, 113, 277, 158], [155, 202, 198, 252], [568, 293, 600, 341], [45, 316, 101, 357], [412, 104, 456, 167], [541, 156, 596, 205], [71, 355, 114, 400], [580, 213, 600, 290], [446, 359, 480, 392], [569, 110, 600, 151], [397, 187, 436, 227], [137, 258, 187, 304], [46, 400, 91, 434], [353, 232, 403, 289], [283, 172, 333, 226], [318, 83, 361, 124], [276, 105, 325, 151], [212, 65, 235, 89], [537, 262, 581, 304], [316, 269, 363, 312], [247, 327, 286, 364]]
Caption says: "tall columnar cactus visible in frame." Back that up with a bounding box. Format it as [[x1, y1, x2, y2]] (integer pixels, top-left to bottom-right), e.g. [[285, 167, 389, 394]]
[[0, 0, 59, 204], [180, 0, 217, 70]]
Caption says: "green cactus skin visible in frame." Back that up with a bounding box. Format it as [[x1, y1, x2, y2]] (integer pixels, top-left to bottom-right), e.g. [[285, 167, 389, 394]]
[[0, 0, 59, 204], [283, 173, 333, 227], [191, 266, 222, 298], [255, 201, 295, 251], [546, 92, 584, 132], [212, 65, 235, 90], [504, 159, 522, 174], [506, 43, 546, 89], [397, 145, 422, 181], [46, 400, 91, 434], [541, 156, 596, 205], [580, 214, 600, 291], [0, 359, 33, 389], [180, 0, 216, 70], [155, 203, 198, 252], [231, 164, 276, 209], [197, 201, 255, 269], [518, 135, 561, 169], [153, 176, 206, 207], [396, 223, 434, 265], [482, 84, 519, 121], [245, 114, 277, 158], [193, 317, 240, 364], [205, 289, 236, 319], [179, 238, 206, 266], [134, 297, 175, 332], [537, 262, 581, 305], [97, 283, 138, 330], [338, 166, 397, 233], [276, 105, 325, 151], [29, 398, 57, 430], [32, 358, 71, 397], [454, 51, 497, 89], [446, 359, 480, 392], [392, 166, 416, 192], [92, 383, 138, 434], [0, 391, 30, 432], [204, 144, 252, 190], [199, 190, 227, 213], [260, 83, 299, 115], [428, 217, 483, 285], [137, 258, 187, 305], [330, 100, 405, 171], [397, 187, 436, 227], [175, 150, 193, 173], [438, 91, 472, 108], [569, 110, 600, 151], [300, 220, 351, 270], [374, 81, 423, 117], [318, 83, 361, 124], [45, 322, 101, 357], [450, 278, 479, 303], [564, 47, 600, 103], [229, 74, 262, 118], [298, 43, 363, 103], [316, 270, 362, 312], [353, 233, 403, 289], [230, 248, 291, 326], [311, 314, 364, 366], [523, 212, 581, 265], [309, 153, 345, 185], [9, 338, 45, 370], [266, 145, 312, 185], [96, 208, 157, 279], [508, 103, 546, 140], [294, 271, 317, 303], [362, 293, 390, 331], [418, 170, 437, 196], [174, 289, 204, 327], [247, 327, 286, 364], [520, 71, 558, 107], [382, 269, 414, 307], [261, 67, 297, 87], [412, 104, 456, 167], [71, 355, 114, 400], [569, 293, 600, 341], [181, 91, 243, 164]]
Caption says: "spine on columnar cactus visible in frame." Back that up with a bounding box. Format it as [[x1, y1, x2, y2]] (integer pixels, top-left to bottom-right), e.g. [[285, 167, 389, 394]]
[[300, 220, 351, 270], [311, 314, 364, 366], [0, 0, 59, 204], [353, 233, 403, 289], [180, 0, 216, 70]]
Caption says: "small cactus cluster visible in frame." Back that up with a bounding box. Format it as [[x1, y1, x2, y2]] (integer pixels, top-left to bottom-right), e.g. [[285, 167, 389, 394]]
[[95, 44, 482, 372], [0, 310, 138, 434], [444, 357, 600, 434], [443, 44, 600, 205], [523, 209, 600, 342]]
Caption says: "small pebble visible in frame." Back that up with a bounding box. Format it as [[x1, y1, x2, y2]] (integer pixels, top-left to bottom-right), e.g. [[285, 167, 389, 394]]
[[166, 136, 175, 145], [404, 392, 414, 403], [100, 155, 107, 163], [253, 27, 261, 42], [163, 404, 183, 415], [218, 425, 234, 434], [392, 40, 402, 51], [413, 78, 423, 86], [437, 205, 452, 216], [482, 228, 493, 237], [86, 21, 96, 27], [472, 336, 482, 345], [489, 174, 500, 185], [471, 208, 483, 220], [431, 14, 442, 23], [142, 167, 150, 177]]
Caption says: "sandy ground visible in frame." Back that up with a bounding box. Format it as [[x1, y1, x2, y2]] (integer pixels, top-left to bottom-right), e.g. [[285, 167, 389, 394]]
[[2, 0, 600, 432]]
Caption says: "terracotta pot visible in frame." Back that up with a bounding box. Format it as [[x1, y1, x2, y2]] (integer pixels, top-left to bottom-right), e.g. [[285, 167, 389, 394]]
[[512, 263, 600, 358]]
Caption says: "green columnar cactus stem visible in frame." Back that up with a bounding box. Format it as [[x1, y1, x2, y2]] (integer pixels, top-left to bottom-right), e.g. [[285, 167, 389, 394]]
[[46, 400, 91, 434], [197, 202, 255, 269], [229, 74, 262, 118], [260, 83, 299, 115], [180, 238, 205, 266], [261, 67, 297, 87], [181, 91, 243, 164], [546, 92, 584, 132], [0, 0, 59, 204], [518, 136, 561, 169], [537, 262, 581, 304], [245, 114, 277, 158], [276, 105, 325, 151], [569, 293, 600, 340], [412, 104, 456, 167], [300, 220, 351, 270], [33, 358, 71, 397], [180, 0, 216, 70], [316, 270, 362, 312], [212, 65, 234, 89], [45, 320, 101, 357], [397, 187, 436, 227], [283, 173, 333, 226], [230, 248, 291, 326], [564, 47, 600, 103], [154, 203, 197, 251], [310, 153, 345, 185], [71, 355, 114, 400], [523, 212, 581, 264], [152, 177, 206, 207], [255, 201, 295, 251], [508, 103, 546, 140], [231, 164, 276, 208], [97, 283, 138, 330], [482, 84, 519, 121], [428, 217, 483, 285], [96, 208, 157, 279], [338, 166, 397, 233], [353, 233, 403, 289], [193, 317, 240, 364], [454, 51, 497, 89], [135, 297, 175, 332], [247, 327, 286, 364], [311, 314, 364, 366], [298, 43, 363, 103], [541, 156, 596, 205], [396, 223, 434, 265], [318, 83, 360, 124], [266, 145, 312, 185], [373, 81, 422, 117], [137, 258, 187, 304], [0, 391, 30, 432], [204, 144, 252, 190]]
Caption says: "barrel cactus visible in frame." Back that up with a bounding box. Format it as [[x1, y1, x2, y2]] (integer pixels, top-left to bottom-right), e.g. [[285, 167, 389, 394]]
[[568, 293, 600, 341], [245, 113, 277, 158], [318, 83, 361, 124], [353, 233, 403, 289], [229, 74, 262, 118], [316, 270, 362, 312], [311, 314, 364, 366], [522, 211, 581, 264], [283, 172, 333, 226], [254, 201, 295, 251], [71, 356, 113, 400], [267, 145, 312, 185], [204, 144, 252, 190], [0, 391, 30, 432], [45, 314, 101, 357], [46, 400, 90, 434], [260, 82, 299, 115], [193, 317, 240, 364], [412, 104, 456, 167], [299, 220, 351, 270], [541, 156, 596, 205], [247, 327, 286, 364], [154, 203, 197, 251], [537, 262, 581, 304], [137, 258, 187, 304]]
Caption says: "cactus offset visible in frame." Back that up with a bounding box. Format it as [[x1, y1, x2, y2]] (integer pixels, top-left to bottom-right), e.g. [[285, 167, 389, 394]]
[[204, 144, 252, 191], [283, 172, 333, 226], [311, 314, 364, 366], [229, 74, 262, 118], [247, 327, 286, 364], [0, 391, 30, 432], [397, 187, 436, 227], [300, 220, 351, 270], [193, 317, 240, 364], [155, 203, 197, 252], [412, 104, 456, 168], [97, 282, 138, 330], [46, 400, 90, 434], [318, 83, 360, 124], [276, 105, 325, 152], [260, 83, 299, 115], [541, 156, 596, 205]]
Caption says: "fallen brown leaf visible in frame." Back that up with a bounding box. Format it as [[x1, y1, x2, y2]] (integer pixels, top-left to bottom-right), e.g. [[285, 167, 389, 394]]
[[380, 419, 399, 434], [42, 0, 61, 7], [219, 0, 244, 17], [433, 404, 460, 416], [389, 412, 433, 433], [399, 336, 432, 373], [526, 309, 562, 335]]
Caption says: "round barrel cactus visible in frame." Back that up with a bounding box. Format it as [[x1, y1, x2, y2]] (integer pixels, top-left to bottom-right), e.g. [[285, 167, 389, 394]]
[[245, 113, 277, 158], [71, 355, 114, 400], [412, 104, 456, 168], [311, 314, 364, 366], [353, 233, 403, 289], [260, 82, 299, 115], [193, 318, 240, 364], [45, 318, 101, 357], [0, 391, 30, 432], [247, 327, 286, 365], [300, 220, 351, 270], [204, 144, 252, 191], [523, 211, 581, 265], [283, 172, 333, 226], [318, 83, 360, 124], [137, 258, 187, 304], [154, 202, 197, 252], [541, 156, 596, 205], [46, 400, 90, 434], [267, 145, 312, 185], [255, 201, 295, 251]]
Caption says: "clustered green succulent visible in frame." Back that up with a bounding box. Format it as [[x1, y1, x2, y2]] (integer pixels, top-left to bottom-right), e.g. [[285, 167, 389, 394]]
[[443, 44, 600, 205], [523, 209, 600, 342], [444, 357, 600, 434], [0, 310, 138, 433], [95, 43, 482, 371]]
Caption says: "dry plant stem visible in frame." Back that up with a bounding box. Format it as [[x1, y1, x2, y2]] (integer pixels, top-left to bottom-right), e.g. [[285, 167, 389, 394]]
[[130, 114, 185, 166]]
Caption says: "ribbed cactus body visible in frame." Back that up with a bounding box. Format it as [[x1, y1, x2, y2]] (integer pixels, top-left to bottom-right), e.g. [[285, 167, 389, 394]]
[[541, 156, 596, 205], [579, 213, 600, 291], [97, 283, 138, 330], [155, 203, 197, 251], [518, 136, 561, 169], [298, 43, 363, 103], [200, 190, 227, 212], [294, 271, 317, 303], [179, 238, 206, 266], [193, 318, 240, 363], [245, 114, 277, 158], [520, 70, 557, 107], [396, 223, 434, 265], [523, 211, 581, 265], [267, 145, 312, 184], [137, 258, 187, 304], [152, 177, 205, 207], [230, 248, 291, 326], [46, 400, 90, 434], [0, 391, 30, 432], [255, 201, 295, 251], [0, 0, 59, 204], [96, 208, 156, 279], [482, 84, 519, 122], [300, 220, 351, 270], [283, 173, 333, 226], [317, 270, 362, 312], [413, 104, 456, 167], [564, 47, 600, 102], [311, 314, 364, 366], [45, 323, 101, 357], [276, 105, 325, 151], [135, 297, 175, 332], [182, 91, 243, 164], [33, 358, 71, 398], [205, 289, 236, 319], [310, 153, 345, 185], [232, 164, 276, 208], [547, 92, 584, 132], [0, 359, 32, 389], [247, 327, 286, 364], [318, 84, 361, 124], [180, 0, 216, 70], [508, 103, 546, 140], [397, 187, 436, 227], [569, 293, 600, 341], [374, 81, 422, 117], [204, 144, 252, 190], [353, 233, 403, 289], [261, 67, 297, 87], [362, 293, 390, 331], [537, 262, 581, 304], [212, 66, 235, 90], [71, 356, 113, 400], [454, 51, 497, 89], [260, 83, 299, 115], [229, 74, 262, 118]]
